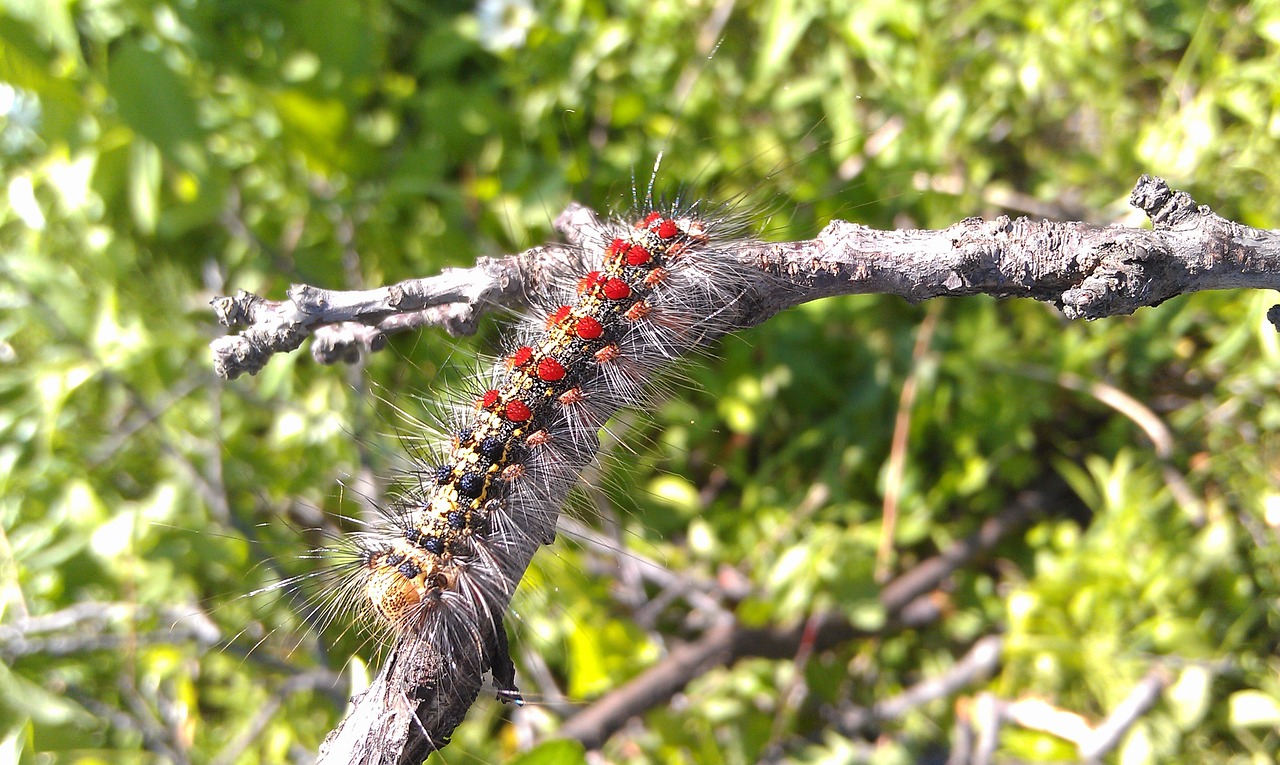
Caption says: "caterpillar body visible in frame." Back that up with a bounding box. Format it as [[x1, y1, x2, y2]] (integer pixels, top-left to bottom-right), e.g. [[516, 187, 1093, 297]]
[[330, 205, 763, 730]]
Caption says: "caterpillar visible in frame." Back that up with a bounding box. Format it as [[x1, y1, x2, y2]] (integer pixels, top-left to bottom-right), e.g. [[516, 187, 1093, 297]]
[[307, 201, 770, 750]]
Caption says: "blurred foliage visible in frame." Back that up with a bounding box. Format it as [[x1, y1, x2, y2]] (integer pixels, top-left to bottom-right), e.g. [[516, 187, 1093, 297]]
[[2, 0, 1279, 763]]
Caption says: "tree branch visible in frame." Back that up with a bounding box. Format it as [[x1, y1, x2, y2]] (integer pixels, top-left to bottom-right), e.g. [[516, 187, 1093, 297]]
[[212, 176, 1280, 380], [1078, 667, 1171, 761], [211, 206, 594, 379], [0, 602, 221, 661], [555, 490, 1049, 750], [829, 634, 1004, 739], [968, 665, 1170, 763]]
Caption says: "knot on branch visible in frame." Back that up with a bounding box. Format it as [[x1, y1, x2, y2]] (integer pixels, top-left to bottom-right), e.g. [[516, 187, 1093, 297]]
[[1130, 174, 1200, 229], [1058, 239, 1158, 320], [210, 291, 308, 379]]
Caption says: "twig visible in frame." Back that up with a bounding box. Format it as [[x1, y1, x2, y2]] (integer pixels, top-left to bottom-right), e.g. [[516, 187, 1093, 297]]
[[829, 634, 1004, 738], [1015, 365, 1207, 525], [878, 488, 1047, 614], [972, 692, 1002, 765], [759, 635, 1005, 764], [212, 206, 595, 379], [1079, 667, 1170, 761], [118, 675, 192, 765], [72, 691, 186, 764], [556, 515, 732, 620], [555, 490, 1051, 750], [878, 300, 942, 580], [211, 670, 346, 765], [947, 697, 976, 765], [0, 602, 220, 661], [1002, 697, 1095, 746], [963, 665, 1170, 763], [764, 611, 824, 751]]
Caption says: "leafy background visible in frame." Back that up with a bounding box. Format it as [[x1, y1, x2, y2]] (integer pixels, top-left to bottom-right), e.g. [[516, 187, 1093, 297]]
[[2, 0, 1279, 763]]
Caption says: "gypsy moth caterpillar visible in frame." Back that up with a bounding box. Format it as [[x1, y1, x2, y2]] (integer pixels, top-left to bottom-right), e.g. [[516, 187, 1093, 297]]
[[339, 208, 760, 694]]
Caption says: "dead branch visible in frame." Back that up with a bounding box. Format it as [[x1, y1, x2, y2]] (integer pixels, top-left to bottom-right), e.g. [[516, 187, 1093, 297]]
[[1078, 667, 1171, 761], [213, 176, 1280, 380], [952, 666, 1171, 764], [0, 602, 220, 661], [830, 634, 1004, 738], [556, 490, 1049, 750]]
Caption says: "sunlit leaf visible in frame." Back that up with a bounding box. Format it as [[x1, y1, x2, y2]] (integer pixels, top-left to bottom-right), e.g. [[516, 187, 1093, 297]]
[[1167, 666, 1211, 730], [1228, 690, 1280, 729]]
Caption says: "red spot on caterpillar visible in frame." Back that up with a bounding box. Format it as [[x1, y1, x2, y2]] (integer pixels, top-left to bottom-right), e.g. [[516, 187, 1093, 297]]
[[644, 267, 669, 287], [656, 220, 679, 239], [625, 301, 651, 321], [577, 271, 606, 294], [607, 238, 629, 257], [525, 429, 551, 446], [509, 346, 533, 368], [479, 389, 501, 409], [501, 463, 525, 482], [639, 211, 662, 228], [625, 245, 651, 266], [603, 279, 631, 300], [559, 387, 583, 404], [575, 315, 604, 340], [546, 305, 572, 329], [504, 400, 532, 422], [536, 357, 566, 382], [595, 344, 619, 363]]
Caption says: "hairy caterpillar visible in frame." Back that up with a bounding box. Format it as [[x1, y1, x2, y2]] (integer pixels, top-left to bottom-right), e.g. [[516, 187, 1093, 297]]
[[278, 197, 779, 753], [355, 212, 719, 645]]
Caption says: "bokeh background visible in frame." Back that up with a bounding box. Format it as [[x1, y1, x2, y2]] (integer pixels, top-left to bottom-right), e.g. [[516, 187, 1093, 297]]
[[3, 0, 1279, 763]]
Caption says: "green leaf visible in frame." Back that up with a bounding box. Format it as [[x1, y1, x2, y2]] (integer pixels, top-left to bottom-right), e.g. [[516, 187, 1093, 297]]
[[270, 88, 349, 172], [0, 661, 88, 728], [0, 0, 79, 57], [128, 140, 160, 234], [0, 717, 26, 765], [508, 739, 587, 765], [106, 41, 202, 163], [0, 16, 83, 141], [646, 475, 699, 513], [566, 620, 608, 700], [1118, 720, 1155, 765]]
